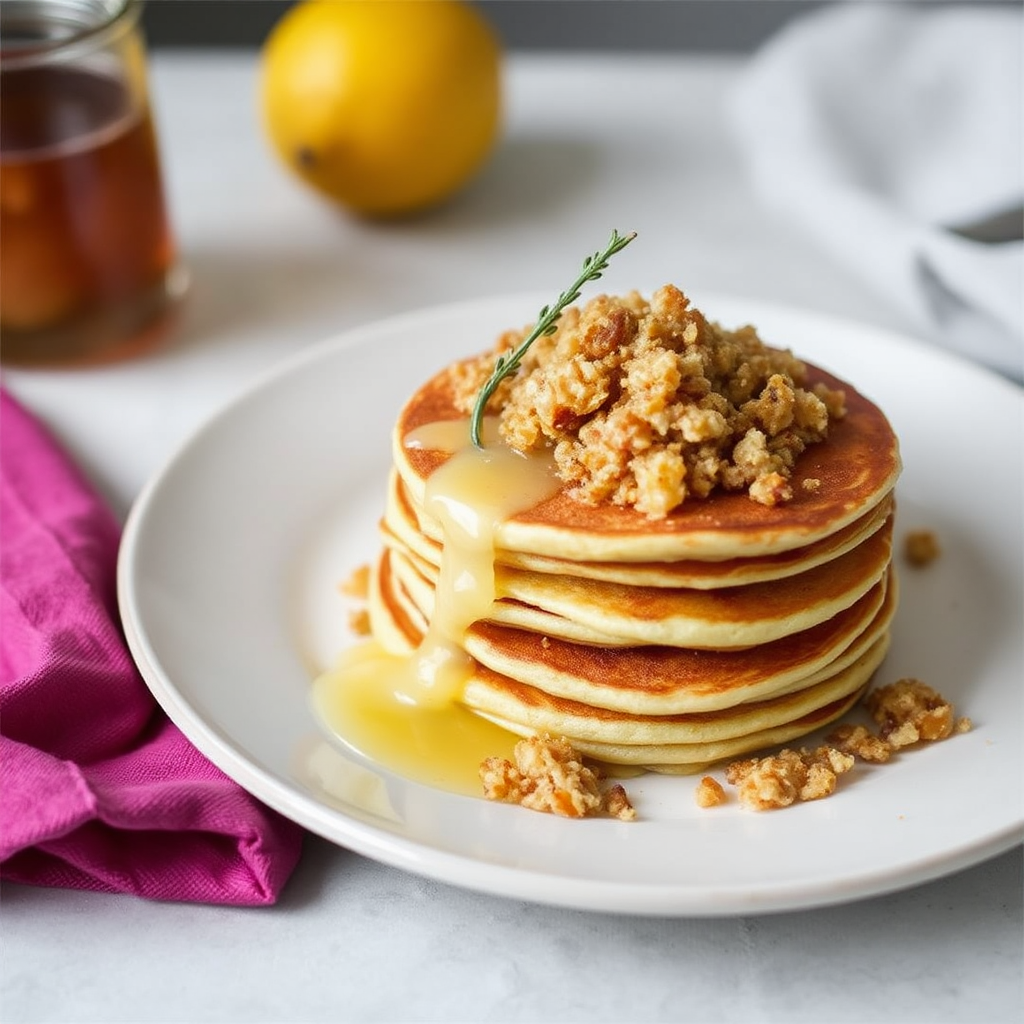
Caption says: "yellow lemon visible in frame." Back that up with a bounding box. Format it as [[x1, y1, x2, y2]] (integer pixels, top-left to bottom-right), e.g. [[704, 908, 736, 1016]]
[[260, 0, 502, 217]]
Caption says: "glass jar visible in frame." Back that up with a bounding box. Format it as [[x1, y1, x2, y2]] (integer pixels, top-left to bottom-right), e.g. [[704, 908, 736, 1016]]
[[0, 0, 186, 366]]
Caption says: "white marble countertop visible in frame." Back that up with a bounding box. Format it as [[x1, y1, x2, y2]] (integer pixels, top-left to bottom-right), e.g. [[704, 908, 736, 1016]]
[[3, 52, 1021, 1024]]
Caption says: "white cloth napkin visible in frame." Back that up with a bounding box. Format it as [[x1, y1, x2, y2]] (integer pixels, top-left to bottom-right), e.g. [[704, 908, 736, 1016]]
[[729, 3, 1023, 381]]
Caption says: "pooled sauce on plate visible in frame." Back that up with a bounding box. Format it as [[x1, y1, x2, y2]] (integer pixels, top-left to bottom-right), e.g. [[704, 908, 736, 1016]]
[[312, 419, 562, 795]]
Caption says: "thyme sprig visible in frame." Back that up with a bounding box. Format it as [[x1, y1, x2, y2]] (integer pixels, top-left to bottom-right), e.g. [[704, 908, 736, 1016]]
[[469, 229, 637, 448]]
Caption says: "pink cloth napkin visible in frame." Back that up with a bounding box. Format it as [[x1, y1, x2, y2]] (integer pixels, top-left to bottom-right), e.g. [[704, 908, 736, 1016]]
[[0, 387, 303, 904]]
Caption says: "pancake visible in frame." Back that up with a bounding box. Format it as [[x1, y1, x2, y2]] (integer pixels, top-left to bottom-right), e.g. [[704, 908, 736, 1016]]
[[367, 548, 427, 653], [462, 572, 897, 714], [372, 529, 896, 715], [382, 544, 635, 647], [384, 466, 896, 590], [499, 496, 893, 588], [394, 361, 900, 562], [565, 689, 870, 772], [376, 528, 897, 712], [463, 634, 890, 748], [493, 522, 892, 648], [383, 515, 894, 649]]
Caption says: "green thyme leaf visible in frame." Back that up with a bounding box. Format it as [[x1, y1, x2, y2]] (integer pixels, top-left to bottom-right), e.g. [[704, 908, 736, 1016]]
[[469, 229, 637, 448]]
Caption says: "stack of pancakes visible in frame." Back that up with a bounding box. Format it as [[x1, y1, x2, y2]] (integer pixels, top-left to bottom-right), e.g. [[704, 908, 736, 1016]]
[[367, 360, 901, 773]]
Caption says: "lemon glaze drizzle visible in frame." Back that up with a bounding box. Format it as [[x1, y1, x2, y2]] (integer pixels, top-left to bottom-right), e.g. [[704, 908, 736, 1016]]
[[312, 419, 563, 795]]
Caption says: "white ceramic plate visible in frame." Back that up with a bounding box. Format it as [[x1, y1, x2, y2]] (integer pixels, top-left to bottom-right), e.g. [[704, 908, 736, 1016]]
[[118, 293, 1023, 916]]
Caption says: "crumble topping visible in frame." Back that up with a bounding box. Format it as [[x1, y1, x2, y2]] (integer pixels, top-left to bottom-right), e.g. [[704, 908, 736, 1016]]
[[699, 680, 971, 812], [339, 563, 371, 598], [864, 678, 970, 748], [347, 608, 371, 636], [724, 746, 855, 811], [604, 782, 638, 822], [340, 563, 372, 635], [695, 775, 727, 808], [826, 723, 893, 763], [480, 734, 636, 820], [449, 285, 846, 518], [904, 529, 941, 567], [475, 687, 970, 818]]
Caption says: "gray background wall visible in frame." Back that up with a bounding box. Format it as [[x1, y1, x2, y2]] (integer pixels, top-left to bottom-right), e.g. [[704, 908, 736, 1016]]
[[142, 1, 995, 53]]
